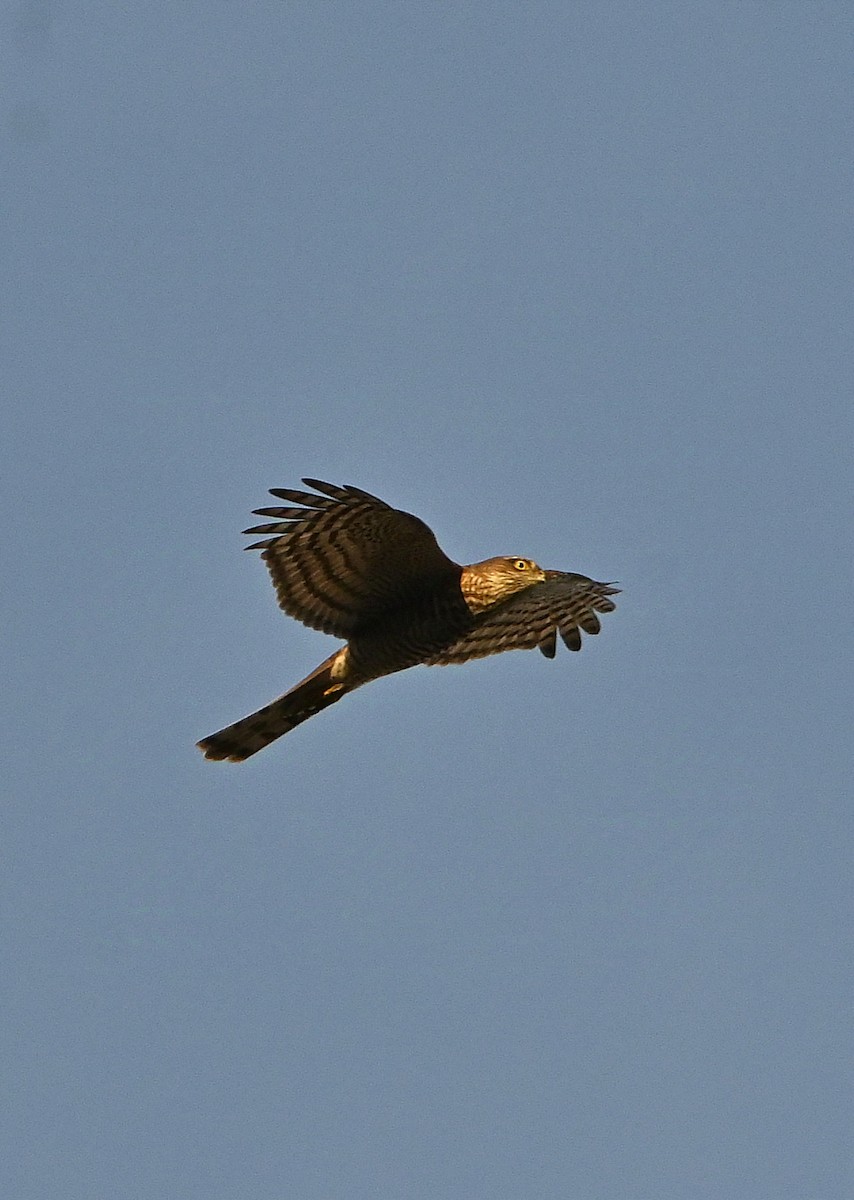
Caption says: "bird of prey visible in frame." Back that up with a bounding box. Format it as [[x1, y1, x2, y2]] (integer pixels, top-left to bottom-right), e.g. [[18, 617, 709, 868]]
[[197, 479, 618, 761]]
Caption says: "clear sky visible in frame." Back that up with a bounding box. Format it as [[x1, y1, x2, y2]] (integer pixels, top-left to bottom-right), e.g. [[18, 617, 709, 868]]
[[4, 4, 851, 1198]]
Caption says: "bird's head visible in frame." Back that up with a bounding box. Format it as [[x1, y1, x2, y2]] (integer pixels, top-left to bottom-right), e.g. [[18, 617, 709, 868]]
[[461, 556, 547, 611]]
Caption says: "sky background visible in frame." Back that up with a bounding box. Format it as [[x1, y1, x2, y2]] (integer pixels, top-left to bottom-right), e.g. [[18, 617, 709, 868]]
[[3, 3, 852, 1198]]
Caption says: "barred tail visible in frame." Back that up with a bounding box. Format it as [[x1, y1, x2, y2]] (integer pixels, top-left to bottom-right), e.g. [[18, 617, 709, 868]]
[[197, 652, 348, 762]]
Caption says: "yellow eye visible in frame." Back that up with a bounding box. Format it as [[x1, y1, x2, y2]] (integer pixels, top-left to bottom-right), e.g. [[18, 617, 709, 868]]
[[514, 559, 528, 571]]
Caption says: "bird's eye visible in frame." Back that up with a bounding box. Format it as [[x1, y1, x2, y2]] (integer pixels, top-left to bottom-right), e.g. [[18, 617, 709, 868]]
[[514, 559, 528, 571]]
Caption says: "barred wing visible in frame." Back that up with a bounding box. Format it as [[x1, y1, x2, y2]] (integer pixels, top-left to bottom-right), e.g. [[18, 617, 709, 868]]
[[243, 479, 460, 637], [426, 571, 619, 664]]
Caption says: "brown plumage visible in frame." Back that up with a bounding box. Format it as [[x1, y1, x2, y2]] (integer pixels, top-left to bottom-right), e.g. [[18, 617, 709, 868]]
[[197, 479, 618, 761]]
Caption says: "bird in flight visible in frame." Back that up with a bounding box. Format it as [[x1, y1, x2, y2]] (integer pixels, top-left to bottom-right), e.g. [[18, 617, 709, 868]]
[[197, 479, 618, 761]]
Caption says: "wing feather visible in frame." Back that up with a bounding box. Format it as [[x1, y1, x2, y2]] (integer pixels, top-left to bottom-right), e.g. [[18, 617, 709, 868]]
[[425, 573, 618, 665], [242, 479, 460, 636]]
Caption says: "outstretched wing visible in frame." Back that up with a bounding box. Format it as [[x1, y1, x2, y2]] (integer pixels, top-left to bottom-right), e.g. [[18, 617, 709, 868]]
[[243, 478, 460, 637], [425, 571, 619, 664]]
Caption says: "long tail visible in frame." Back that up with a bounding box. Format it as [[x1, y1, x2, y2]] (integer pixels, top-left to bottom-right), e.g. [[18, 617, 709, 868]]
[[197, 652, 349, 762]]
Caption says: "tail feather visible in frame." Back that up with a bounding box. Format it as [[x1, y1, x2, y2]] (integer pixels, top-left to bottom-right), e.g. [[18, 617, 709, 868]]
[[197, 653, 347, 762]]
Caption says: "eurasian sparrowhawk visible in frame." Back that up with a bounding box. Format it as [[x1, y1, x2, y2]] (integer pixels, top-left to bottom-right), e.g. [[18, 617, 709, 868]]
[[197, 479, 618, 761]]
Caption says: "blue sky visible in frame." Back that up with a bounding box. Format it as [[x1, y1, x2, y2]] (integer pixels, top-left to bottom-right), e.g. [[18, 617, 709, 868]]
[[4, 4, 851, 1197]]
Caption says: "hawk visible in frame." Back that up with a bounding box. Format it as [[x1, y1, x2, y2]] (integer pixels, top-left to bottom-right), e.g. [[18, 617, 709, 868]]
[[197, 479, 618, 761]]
